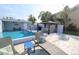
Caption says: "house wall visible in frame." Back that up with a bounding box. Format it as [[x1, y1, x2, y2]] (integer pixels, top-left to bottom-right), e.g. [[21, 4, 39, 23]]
[[3, 22, 14, 31], [24, 22, 36, 30], [0, 20, 2, 32], [68, 8, 79, 28], [3, 21, 25, 31]]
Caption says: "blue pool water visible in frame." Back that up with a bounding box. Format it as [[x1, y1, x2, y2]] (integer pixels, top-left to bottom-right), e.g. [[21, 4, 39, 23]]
[[0, 31, 35, 40]]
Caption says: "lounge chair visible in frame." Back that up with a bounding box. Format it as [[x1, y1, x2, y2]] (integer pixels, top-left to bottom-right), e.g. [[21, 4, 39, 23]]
[[39, 41, 67, 55], [33, 31, 67, 55], [0, 37, 18, 55]]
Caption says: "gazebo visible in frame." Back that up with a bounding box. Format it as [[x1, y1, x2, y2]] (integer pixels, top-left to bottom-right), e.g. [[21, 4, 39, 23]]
[[37, 21, 58, 34]]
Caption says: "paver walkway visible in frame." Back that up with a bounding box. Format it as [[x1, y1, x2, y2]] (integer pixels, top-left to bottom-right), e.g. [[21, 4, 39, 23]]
[[45, 33, 79, 55]]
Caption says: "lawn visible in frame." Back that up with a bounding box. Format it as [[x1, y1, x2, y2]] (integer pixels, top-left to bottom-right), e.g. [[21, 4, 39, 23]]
[[65, 31, 79, 36]]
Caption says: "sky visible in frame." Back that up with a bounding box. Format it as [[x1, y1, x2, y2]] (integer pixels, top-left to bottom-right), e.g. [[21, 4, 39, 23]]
[[0, 0, 79, 23]]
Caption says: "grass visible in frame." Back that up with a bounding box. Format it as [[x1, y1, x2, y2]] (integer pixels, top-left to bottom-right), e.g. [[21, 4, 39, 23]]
[[65, 31, 79, 36]]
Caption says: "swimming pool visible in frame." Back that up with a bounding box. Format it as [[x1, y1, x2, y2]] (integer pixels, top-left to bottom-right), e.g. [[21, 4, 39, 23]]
[[0, 31, 35, 42]]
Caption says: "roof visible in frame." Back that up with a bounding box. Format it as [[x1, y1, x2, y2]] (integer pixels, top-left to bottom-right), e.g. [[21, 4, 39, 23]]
[[0, 19, 28, 23]]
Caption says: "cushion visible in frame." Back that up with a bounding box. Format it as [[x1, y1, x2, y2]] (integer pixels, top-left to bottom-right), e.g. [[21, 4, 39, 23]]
[[24, 41, 35, 49], [39, 36, 46, 44]]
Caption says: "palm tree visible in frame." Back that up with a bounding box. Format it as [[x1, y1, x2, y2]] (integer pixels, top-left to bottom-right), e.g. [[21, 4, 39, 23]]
[[59, 6, 71, 32], [28, 14, 36, 25], [28, 15, 36, 30], [50, 14, 57, 22], [56, 18, 65, 25], [38, 11, 52, 22]]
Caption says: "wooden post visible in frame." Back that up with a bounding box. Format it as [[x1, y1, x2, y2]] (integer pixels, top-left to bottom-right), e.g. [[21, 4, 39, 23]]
[[37, 23, 39, 32], [48, 24, 50, 34], [55, 24, 57, 33]]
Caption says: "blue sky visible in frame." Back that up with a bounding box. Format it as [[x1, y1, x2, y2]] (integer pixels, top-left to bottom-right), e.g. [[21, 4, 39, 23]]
[[0, 3, 78, 22], [0, 4, 40, 19]]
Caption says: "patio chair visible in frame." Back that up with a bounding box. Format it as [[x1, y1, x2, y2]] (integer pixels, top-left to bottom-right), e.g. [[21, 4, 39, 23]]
[[33, 31, 46, 46], [24, 41, 35, 55], [24, 31, 47, 55], [0, 37, 18, 55]]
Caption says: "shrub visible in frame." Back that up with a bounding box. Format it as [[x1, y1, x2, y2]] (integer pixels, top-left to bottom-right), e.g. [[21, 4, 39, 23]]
[[66, 23, 79, 31]]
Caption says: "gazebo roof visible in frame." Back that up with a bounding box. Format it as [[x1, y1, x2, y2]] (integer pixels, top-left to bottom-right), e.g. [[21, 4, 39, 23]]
[[40, 21, 58, 25]]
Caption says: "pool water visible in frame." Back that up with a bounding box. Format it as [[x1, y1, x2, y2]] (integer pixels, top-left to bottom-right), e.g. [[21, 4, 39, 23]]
[[0, 31, 35, 40]]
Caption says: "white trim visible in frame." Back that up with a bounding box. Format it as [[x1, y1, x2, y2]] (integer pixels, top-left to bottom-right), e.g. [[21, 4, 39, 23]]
[[13, 35, 35, 45]]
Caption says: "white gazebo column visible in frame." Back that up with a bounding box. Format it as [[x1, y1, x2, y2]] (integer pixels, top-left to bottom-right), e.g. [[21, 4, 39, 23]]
[[57, 25, 64, 34]]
